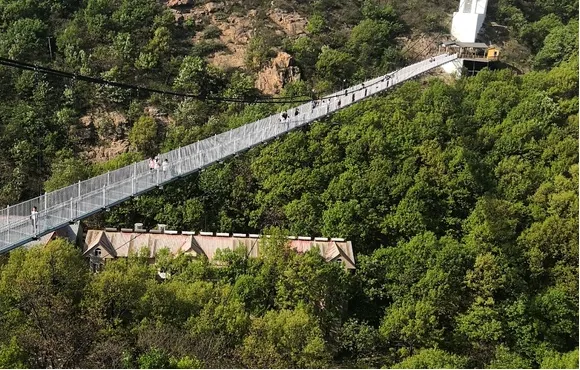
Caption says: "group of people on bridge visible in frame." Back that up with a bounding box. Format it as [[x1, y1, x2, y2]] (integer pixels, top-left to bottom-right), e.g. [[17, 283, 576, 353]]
[[279, 74, 396, 124], [148, 156, 170, 180]]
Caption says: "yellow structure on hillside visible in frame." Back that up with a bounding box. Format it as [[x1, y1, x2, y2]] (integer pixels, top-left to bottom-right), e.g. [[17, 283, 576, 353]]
[[486, 46, 500, 61]]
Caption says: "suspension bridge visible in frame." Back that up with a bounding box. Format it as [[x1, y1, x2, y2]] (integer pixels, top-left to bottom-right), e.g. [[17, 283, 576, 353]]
[[0, 53, 458, 254]]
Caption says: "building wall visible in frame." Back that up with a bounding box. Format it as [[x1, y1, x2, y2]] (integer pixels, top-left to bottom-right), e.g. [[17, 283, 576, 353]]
[[451, 0, 488, 42]]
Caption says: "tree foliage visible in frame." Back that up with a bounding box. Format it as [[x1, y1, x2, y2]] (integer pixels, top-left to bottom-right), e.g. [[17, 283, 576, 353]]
[[0, 0, 577, 368]]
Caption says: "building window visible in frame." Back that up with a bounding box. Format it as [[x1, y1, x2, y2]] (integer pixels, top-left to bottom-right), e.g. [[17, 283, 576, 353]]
[[94, 248, 102, 257]]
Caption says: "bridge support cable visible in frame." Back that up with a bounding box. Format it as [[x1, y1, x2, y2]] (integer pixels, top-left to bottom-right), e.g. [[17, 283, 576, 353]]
[[0, 54, 457, 254]]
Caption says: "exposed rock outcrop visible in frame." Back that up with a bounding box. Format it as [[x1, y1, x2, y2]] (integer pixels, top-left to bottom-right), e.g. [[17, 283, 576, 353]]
[[267, 8, 307, 36], [86, 140, 130, 163], [162, 1, 308, 91], [205, 12, 257, 69], [166, 0, 195, 8], [78, 111, 131, 163], [255, 51, 301, 95]]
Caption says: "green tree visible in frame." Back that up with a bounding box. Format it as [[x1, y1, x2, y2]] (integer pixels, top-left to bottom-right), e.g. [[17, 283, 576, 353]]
[[306, 13, 325, 34], [186, 292, 250, 368], [240, 307, 331, 368], [138, 349, 171, 369], [244, 35, 273, 72], [315, 46, 355, 88], [393, 348, 469, 368], [129, 115, 159, 156], [174, 55, 224, 96], [275, 247, 351, 331], [540, 348, 579, 369], [289, 36, 320, 74], [0, 337, 27, 368], [0, 18, 47, 59], [0, 239, 92, 368], [519, 14, 563, 54], [44, 149, 91, 192], [338, 319, 383, 366], [488, 345, 532, 368], [84, 253, 155, 329], [534, 21, 579, 69]]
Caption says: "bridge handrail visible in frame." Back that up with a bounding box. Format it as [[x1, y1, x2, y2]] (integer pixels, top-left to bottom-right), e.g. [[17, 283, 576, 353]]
[[0, 54, 457, 253]]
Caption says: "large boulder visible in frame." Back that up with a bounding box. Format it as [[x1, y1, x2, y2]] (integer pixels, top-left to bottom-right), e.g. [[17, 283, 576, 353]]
[[166, 0, 194, 8], [255, 51, 301, 95]]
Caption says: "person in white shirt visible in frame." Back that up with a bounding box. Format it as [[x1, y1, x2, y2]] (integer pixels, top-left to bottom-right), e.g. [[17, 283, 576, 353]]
[[162, 159, 169, 178], [30, 206, 39, 235], [148, 157, 155, 180], [153, 157, 161, 183]]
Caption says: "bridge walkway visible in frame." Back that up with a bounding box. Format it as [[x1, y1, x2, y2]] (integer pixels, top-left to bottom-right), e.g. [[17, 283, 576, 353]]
[[0, 54, 457, 254]]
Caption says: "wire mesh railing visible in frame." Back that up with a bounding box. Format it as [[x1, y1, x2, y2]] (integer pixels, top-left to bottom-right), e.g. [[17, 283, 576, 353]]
[[0, 54, 457, 253]]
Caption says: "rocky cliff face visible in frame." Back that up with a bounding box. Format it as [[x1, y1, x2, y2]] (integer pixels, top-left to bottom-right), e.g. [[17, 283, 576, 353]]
[[163, 0, 307, 93], [78, 111, 130, 163], [267, 8, 307, 36], [255, 51, 301, 95]]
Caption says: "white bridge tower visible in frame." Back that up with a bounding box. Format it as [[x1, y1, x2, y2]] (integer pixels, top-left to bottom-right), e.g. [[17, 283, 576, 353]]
[[451, 0, 489, 42]]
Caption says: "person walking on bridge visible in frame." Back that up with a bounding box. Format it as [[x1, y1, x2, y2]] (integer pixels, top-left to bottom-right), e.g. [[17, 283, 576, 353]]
[[30, 206, 39, 236], [154, 157, 160, 183], [148, 157, 155, 179], [162, 159, 169, 179]]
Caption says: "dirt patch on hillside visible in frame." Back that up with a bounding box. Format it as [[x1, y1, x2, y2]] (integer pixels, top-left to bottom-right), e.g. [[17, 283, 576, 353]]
[[165, 1, 308, 74], [398, 33, 443, 61], [78, 107, 172, 164]]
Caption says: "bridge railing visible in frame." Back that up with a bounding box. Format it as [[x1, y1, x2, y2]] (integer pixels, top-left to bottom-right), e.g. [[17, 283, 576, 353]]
[[0, 54, 457, 253]]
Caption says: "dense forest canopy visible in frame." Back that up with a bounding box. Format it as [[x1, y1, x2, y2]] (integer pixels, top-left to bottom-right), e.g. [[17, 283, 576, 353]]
[[0, 0, 578, 368]]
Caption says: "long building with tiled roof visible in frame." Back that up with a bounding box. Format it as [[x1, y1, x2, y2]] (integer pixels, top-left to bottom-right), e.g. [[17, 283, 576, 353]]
[[83, 227, 355, 272]]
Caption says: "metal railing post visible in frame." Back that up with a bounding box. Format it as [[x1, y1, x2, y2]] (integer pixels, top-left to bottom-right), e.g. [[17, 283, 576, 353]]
[[132, 163, 136, 195], [77, 180, 81, 218], [44, 192, 47, 211], [70, 198, 74, 221], [178, 147, 182, 175], [6, 205, 9, 242], [102, 186, 106, 207]]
